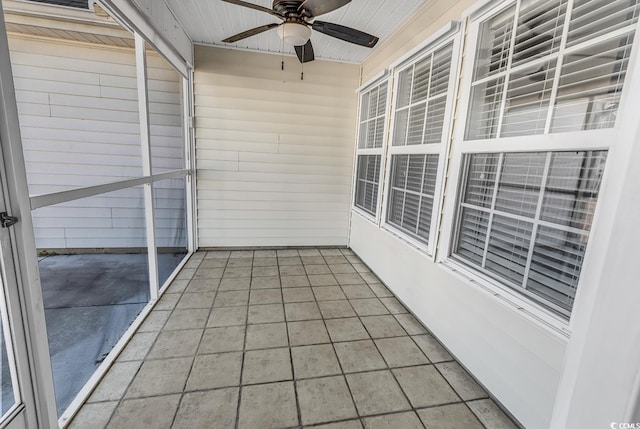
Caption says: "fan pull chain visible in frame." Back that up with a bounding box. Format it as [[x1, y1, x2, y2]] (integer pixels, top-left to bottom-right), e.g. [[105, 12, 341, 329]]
[[301, 45, 304, 81], [281, 36, 285, 71]]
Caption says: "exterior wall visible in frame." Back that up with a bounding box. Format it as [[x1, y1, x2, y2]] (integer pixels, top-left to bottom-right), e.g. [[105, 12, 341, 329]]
[[194, 46, 359, 247], [361, 0, 472, 83], [8, 34, 182, 249], [351, 1, 568, 428], [350, 215, 566, 428]]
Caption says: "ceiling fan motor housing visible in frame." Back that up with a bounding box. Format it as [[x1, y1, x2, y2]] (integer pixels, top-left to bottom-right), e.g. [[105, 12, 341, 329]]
[[273, 0, 304, 17]]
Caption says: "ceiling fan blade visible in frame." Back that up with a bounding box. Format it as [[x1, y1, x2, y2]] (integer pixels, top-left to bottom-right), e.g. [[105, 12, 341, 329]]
[[221, 0, 284, 19], [312, 21, 379, 48], [222, 23, 279, 43], [299, 0, 351, 17], [294, 40, 315, 63]]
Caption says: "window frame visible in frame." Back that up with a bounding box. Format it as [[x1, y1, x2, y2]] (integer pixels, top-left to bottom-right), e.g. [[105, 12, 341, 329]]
[[352, 77, 391, 223], [381, 33, 463, 256], [438, 0, 640, 329]]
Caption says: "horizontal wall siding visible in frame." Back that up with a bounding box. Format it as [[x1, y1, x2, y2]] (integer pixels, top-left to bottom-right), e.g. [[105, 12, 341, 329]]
[[8, 35, 183, 249], [194, 46, 359, 247]]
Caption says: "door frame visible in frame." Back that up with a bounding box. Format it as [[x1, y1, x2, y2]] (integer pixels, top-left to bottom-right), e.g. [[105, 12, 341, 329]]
[[0, 2, 59, 428]]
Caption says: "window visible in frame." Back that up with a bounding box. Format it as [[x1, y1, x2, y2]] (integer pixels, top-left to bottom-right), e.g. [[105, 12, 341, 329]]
[[453, 150, 606, 316], [466, 0, 640, 140], [385, 40, 457, 249], [449, 0, 639, 318], [354, 80, 388, 218]]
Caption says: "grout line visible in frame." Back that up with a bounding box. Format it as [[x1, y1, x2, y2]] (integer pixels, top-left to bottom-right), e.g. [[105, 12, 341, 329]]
[[82, 248, 515, 429], [234, 254, 251, 429]]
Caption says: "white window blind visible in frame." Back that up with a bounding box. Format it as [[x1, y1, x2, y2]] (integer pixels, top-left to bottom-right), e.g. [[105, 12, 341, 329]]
[[385, 40, 457, 251], [387, 154, 439, 244], [359, 83, 388, 149], [466, 0, 640, 140], [355, 155, 381, 216], [453, 150, 607, 316], [354, 80, 389, 218]]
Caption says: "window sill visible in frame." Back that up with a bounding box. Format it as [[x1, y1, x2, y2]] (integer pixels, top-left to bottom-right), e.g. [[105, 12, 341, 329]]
[[438, 258, 572, 340], [351, 208, 378, 225], [380, 223, 433, 259]]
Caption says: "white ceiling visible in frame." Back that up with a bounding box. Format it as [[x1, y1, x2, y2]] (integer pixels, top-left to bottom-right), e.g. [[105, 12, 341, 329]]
[[164, 0, 426, 63]]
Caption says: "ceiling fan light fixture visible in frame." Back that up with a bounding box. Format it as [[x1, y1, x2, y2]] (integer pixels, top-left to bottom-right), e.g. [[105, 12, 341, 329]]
[[277, 22, 311, 46]]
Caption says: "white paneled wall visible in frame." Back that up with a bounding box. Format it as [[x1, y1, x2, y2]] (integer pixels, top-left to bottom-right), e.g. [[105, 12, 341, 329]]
[[194, 46, 359, 247], [9, 36, 142, 195], [8, 35, 183, 249]]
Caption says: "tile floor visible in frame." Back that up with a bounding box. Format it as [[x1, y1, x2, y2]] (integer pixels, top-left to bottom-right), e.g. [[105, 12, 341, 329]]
[[69, 248, 519, 429]]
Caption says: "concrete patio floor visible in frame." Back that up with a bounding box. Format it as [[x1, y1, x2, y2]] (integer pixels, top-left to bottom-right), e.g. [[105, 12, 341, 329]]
[[68, 248, 519, 429], [39, 252, 185, 415]]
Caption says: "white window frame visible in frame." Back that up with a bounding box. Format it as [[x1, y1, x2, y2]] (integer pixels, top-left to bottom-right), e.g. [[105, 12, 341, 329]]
[[380, 29, 463, 257], [352, 75, 391, 223], [438, 0, 640, 331]]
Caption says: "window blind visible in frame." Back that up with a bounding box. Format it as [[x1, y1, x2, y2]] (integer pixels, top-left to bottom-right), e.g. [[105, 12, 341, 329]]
[[453, 150, 607, 315], [466, 0, 640, 140], [358, 84, 388, 149], [354, 80, 388, 218], [386, 38, 457, 250], [393, 42, 453, 147], [355, 155, 381, 216], [387, 154, 439, 244]]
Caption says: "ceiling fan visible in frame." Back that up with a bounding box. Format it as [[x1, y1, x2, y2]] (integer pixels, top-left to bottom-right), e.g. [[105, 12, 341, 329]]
[[221, 0, 379, 63]]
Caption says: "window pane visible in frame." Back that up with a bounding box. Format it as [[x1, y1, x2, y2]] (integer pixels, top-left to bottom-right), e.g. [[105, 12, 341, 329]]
[[154, 177, 189, 288], [455, 207, 490, 265], [13, 33, 142, 196], [512, 0, 567, 68], [431, 44, 454, 96], [495, 152, 546, 218], [467, 77, 505, 140], [147, 45, 185, 173], [358, 82, 387, 149], [406, 155, 425, 192], [402, 193, 420, 232], [393, 109, 409, 146], [359, 92, 370, 122], [541, 150, 607, 229], [34, 186, 149, 415], [368, 87, 379, 119], [396, 68, 413, 109], [366, 121, 376, 148], [463, 153, 499, 208], [387, 154, 439, 245], [454, 150, 608, 315], [424, 96, 446, 144], [354, 155, 381, 216], [552, 33, 634, 132], [412, 58, 431, 103], [485, 215, 533, 285], [527, 226, 588, 311], [377, 85, 388, 116], [501, 62, 556, 137], [474, 5, 516, 80], [567, 0, 640, 47], [406, 104, 426, 145]]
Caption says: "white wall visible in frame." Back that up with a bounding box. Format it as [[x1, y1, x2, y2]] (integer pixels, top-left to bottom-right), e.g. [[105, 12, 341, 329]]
[[8, 35, 184, 249], [194, 46, 359, 247], [350, 216, 566, 428]]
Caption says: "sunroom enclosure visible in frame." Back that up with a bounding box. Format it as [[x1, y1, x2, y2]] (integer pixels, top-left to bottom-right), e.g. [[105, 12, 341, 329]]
[[1, 0, 640, 428], [3, 0, 194, 420]]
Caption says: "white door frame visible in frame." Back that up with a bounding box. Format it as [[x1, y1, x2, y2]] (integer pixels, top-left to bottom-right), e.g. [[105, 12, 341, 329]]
[[0, 3, 58, 428]]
